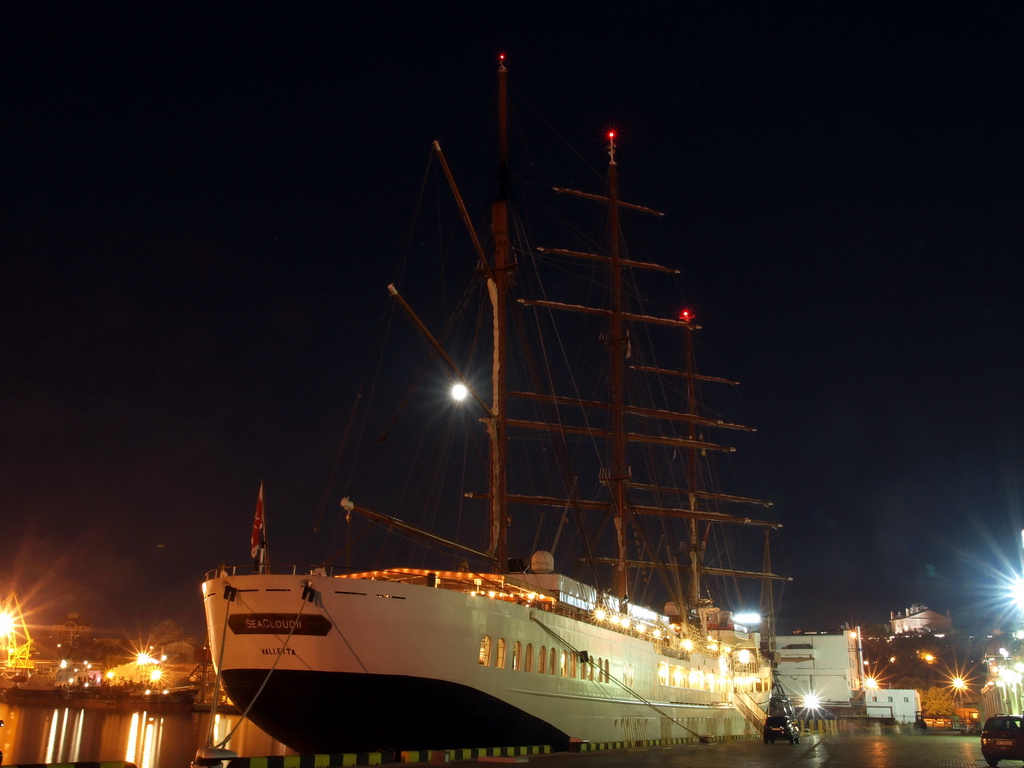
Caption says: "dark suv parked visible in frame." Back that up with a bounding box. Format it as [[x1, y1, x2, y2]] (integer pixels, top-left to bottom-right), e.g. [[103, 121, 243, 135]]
[[982, 714, 1024, 765], [763, 714, 800, 744]]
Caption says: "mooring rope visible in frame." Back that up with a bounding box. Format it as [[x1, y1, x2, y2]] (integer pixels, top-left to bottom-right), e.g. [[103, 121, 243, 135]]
[[208, 581, 313, 750], [529, 614, 709, 742]]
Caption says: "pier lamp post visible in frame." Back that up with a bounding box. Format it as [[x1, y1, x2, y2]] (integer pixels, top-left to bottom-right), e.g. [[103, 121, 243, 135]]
[[950, 676, 968, 722], [862, 676, 878, 717]]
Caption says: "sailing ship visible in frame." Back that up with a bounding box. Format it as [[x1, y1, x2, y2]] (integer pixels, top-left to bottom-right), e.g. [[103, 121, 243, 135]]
[[202, 57, 788, 754]]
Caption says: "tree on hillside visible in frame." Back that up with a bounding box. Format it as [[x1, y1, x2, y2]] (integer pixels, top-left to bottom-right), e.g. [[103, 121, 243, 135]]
[[920, 686, 956, 718]]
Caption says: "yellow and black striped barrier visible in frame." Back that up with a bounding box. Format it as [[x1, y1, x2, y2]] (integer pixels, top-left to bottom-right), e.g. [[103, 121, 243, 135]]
[[227, 755, 386, 768], [225, 733, 764, 767], [400, 745, 550, 762], [226, 747, 553, 768], [572, 732, 754, 752]]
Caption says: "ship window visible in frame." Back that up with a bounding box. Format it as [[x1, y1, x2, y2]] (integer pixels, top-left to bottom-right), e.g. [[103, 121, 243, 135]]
[[496, 638, 507, 669], [672, 666, 684, 687], [580, 659, 588, 679], [512, 641, 522, 671], [538, 646, 546, 674], [525, 644, 534, 673], [589, 659, 595, 681], [604, 658, 610, 683], [569, 651, 577, 678], [560, 651, 568, 677], [550, 649, 557, 675], [479, 636, 492, 666]]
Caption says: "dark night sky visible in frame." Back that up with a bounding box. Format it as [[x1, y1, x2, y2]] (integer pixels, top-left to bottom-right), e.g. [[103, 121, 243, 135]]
[[3, 4, 1023, 640]]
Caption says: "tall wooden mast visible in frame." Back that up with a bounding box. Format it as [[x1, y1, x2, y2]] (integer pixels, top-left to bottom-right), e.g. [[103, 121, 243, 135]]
[[760, 529, 777, 656], [684, 324, 703, 607], [488, 54, 512, 571], [606, 134, 631, 600]]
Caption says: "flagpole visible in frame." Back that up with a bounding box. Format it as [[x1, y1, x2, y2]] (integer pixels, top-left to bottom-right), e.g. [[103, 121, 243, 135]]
[[252, 481, 268, 573], [262, 481, 269, 570]]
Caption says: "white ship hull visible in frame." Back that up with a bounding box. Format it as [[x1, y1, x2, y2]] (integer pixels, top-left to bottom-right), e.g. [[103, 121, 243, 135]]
[[203, 567, 768, 753]]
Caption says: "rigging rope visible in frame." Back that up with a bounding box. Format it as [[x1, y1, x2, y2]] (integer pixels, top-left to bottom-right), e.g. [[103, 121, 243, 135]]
[[529, 614, 709, 742], [210, 584, 313, 750]]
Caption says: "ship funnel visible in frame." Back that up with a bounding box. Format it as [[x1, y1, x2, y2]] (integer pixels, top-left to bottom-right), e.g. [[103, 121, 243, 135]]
[[531, 551, 555, 574]]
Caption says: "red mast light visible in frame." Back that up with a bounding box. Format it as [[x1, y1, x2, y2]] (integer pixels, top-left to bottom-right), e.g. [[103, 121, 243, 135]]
[[679, 308, 695, 322]]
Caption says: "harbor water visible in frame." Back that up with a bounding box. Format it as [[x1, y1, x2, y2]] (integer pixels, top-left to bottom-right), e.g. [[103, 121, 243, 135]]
[[0, 701, 294, 767]]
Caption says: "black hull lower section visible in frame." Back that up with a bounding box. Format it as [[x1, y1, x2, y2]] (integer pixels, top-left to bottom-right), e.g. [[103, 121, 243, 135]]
[[222, 669, 571, 754]]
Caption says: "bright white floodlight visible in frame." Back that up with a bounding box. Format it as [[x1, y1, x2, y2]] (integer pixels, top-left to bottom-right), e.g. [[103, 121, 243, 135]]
[[1009, 576, 1024, 610], [451, 383, 469, 401]]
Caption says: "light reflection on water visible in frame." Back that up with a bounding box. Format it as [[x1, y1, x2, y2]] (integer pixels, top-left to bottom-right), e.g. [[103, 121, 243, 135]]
[[0, 702, 293, 768]]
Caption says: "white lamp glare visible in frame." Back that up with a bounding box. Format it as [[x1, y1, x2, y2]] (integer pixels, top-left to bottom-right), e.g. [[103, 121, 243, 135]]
[[1009, 576, 1024, 611]]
